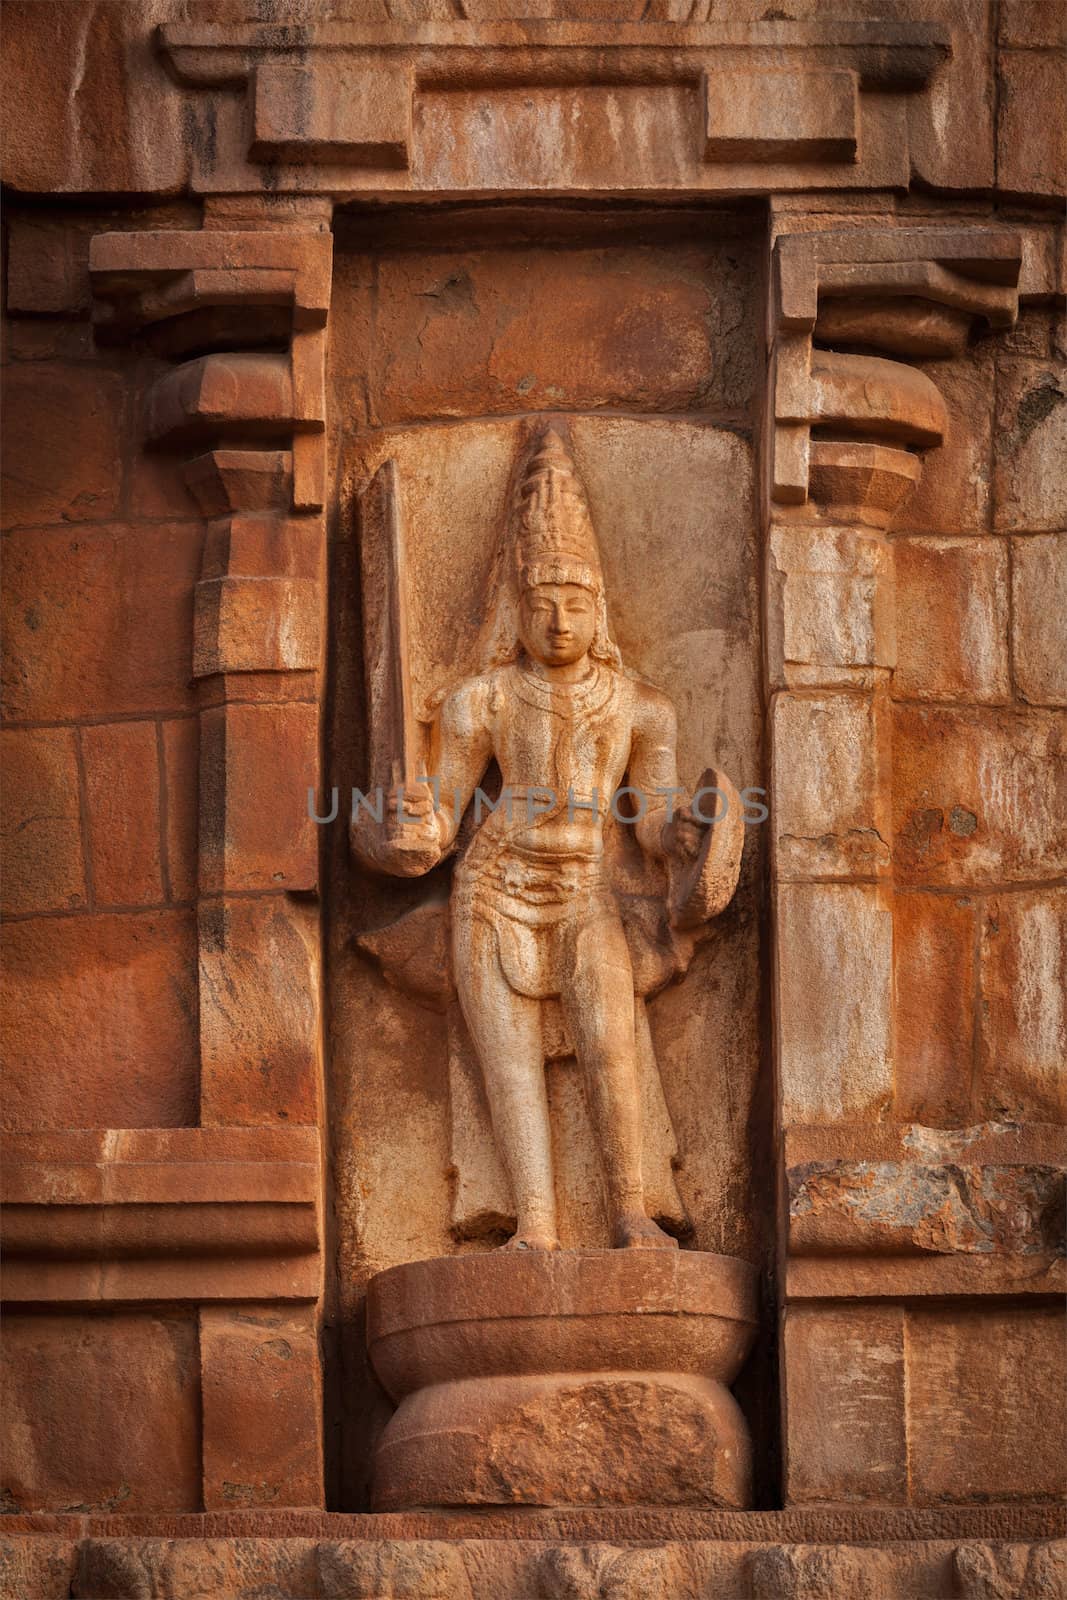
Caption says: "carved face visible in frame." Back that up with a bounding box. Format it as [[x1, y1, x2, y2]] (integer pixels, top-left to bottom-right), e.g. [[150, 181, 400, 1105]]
[[519, 582, 598, 668]]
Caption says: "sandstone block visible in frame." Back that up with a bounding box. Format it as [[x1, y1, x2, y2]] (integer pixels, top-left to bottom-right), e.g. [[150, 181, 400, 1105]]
[[894, 352, 994, 535], [1, 911, 198, 1131], [772, 693, 891, 879], [0, 364, 123, 529], [776, 884, 893, 1125], [198, 701, 318, 894], [0, 1535, 77, 1600], [997, 49, 1067, 201], [251, 59, 412, 167], [783, 1304, 906, 1504], [1012, 533, 1067, 705], [1, 1310, 200, 1514], [0, 0, 186, 195], [906, 0, 995, 193], [894, 537, 1010, 703], [161, 717, 198, 904], [993, 359, 1067, 531], [703, 68, 857, 164], [893, 891, 976, 1125], [767, 524, 893, 689], [5, 219, 90, 315], [979, 888, 1067, 1122], [1, 523, 200, 723], [787, 1149, 1064, 1259], [0, 728, 86, 917], [81, 721, 164, 908], [999, 1, 1067, 46], [198, 894, 319, 1126], [893, 705, 1067, 886], [906, 1305, 1067, 1502], [200, 1305, 324, 1511], [194, 575, 321, 678], [371, 243, 756, 422]]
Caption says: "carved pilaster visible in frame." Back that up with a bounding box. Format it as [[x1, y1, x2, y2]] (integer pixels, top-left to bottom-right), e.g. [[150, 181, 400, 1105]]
[[761, 222, 1063, 1507], [87, 219, 332, 1509]]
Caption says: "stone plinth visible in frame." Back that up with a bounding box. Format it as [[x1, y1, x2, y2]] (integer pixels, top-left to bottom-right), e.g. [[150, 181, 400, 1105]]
[[366, 1250, 757, 1510]]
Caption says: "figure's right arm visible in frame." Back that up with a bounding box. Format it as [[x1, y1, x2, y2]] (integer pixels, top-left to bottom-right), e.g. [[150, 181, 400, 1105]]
[[427, 676, 495, 852], [350, 677, 493, 876]]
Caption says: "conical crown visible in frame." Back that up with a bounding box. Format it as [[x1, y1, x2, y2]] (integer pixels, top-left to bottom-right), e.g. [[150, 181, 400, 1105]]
[[513, 426, 603, 594]]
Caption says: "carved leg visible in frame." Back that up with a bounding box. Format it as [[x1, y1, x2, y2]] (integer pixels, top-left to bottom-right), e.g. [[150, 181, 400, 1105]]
[[454, 920, 559, 1251], [564, 917, 677, 1251]]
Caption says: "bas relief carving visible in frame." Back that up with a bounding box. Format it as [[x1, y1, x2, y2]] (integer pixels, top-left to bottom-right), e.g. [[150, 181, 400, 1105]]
[[353, 424, 744, 1252]]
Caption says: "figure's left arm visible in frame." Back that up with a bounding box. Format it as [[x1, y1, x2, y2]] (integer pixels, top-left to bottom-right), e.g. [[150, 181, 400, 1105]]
[[629, 687, 683, 860]]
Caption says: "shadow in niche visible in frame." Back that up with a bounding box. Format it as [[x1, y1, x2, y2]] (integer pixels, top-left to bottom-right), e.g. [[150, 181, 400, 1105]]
[[321, 200, 779, 1512]]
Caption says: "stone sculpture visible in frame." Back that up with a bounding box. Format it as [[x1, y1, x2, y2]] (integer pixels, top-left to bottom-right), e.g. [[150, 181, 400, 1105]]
[[353, 423, 744, 1253]]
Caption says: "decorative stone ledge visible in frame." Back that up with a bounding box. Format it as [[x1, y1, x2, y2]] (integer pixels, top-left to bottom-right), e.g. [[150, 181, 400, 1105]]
[[0, 1128, 320, 1304], [3, 1522, 1065, 1600]]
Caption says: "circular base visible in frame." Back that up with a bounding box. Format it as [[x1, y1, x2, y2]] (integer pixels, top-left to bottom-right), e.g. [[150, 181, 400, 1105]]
[[367, 1250, 758, 1510]]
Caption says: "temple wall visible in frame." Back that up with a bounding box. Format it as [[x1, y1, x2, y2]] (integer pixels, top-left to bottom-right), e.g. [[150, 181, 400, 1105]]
[[1, 2, 1064, 1594]]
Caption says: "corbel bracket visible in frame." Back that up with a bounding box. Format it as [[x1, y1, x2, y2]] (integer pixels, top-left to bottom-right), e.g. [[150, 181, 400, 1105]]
[[770, 227, 1022, 515]]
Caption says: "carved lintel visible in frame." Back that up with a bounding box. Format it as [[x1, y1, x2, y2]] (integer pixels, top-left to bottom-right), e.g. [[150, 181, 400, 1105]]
[[157, 20, 947, 199]]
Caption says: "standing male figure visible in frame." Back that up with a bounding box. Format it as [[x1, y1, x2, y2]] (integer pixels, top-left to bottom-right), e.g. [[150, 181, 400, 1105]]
[[357, 426, 718, 1251]]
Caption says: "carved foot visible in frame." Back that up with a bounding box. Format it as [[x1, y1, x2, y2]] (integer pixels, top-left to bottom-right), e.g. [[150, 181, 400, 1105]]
[[499, 1227, 561, 1252], [613, 1212, 679, 1250]]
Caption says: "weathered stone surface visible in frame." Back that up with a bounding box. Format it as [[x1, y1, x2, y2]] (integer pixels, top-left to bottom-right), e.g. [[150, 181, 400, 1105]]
[[201, 1306, 324, 1512], [767, 524, 894, 689], [776, 884, 893, 1125], [318, 1538, 472, 1599], [368, 1251, 757, 1511], [0, 1536, 77, 1600], [1, 911, 198, 1131], [893, 705, 1067, 886], [703, 68, 857, 164], [788, 1157, 1065, 1257], [199, 701, 318, 894], [538, 1541, 673, 1600], [0, 1, 188, 196], [1, 0, 1064, 1548], [160, 717, 199, 903], [993, 358, 1067, 531], [997, 48, 1067, 201], [198, 894, 319, 1126], [6, 220, 91, 315], [1, 364, 124, 529], [0, 1127, 320, 1306], [1, 1310, 200, 1515], [979, 889, 1067, 1122], [907, 1305, 1067, 1503], [894, 538, 1010, 704], [894, 352, 994, 535], [1, 523, 200, 722], [999, 1, 1067, 47], [782, 1304, 906, 1505], [1012, 534, 1067, 705], [893, 892, 975, 1124], [371, 242, 756, 423], [82, 721, 164, 908], [0, 728, 87, 917], [772, 693, 891, 879]]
